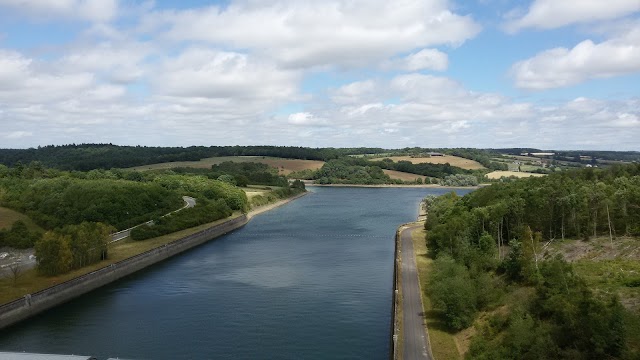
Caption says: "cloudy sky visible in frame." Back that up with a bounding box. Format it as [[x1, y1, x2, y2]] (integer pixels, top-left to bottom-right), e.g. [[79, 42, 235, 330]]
[[0, 0, 638, 150]]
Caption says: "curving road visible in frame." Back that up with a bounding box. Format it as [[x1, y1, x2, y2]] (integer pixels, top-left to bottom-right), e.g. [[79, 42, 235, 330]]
[[401, 224, 433, 360], [109, 196, 196, 243]]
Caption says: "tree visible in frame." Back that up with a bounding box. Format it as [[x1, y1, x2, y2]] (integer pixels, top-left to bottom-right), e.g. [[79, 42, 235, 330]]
[[430, 255, 477, 330], [7, 261, 23, 286], [35, 232, 73, 276], [217, 174, 237, 185]]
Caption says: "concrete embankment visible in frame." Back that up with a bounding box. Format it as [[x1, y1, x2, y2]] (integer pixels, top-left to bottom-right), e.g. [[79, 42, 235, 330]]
[[0, 192, 308, 331]]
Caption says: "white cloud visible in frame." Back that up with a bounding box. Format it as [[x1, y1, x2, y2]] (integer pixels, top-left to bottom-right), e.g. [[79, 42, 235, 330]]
[[0, 0, 119, 22], [4, 131, 33, 139], [330, 80, 382, 105], [59, 42, 151, 83], [505, 0, 640, 32], [153, 48, 300, 108], [141, 0, 480, 68], [0, 49, 96, 103], [387, 49, 449, 72], [280, 76, 639, 149], [510, 23, 640, 89], [287, 112, 327, 126]]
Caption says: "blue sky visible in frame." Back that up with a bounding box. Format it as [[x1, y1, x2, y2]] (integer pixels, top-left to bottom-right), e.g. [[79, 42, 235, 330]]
[[0, 0, 638, 150]]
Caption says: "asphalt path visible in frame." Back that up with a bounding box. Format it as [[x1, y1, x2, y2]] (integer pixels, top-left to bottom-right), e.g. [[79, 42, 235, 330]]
[[401, 224, 433, 360], [109, 196, 196, 243]]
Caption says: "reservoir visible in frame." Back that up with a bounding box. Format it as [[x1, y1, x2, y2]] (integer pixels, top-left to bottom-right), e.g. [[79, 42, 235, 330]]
[[0, 187, 471, 359]]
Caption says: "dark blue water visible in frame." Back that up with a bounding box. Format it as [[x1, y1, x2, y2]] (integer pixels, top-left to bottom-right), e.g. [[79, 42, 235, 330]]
[[0, 187, 471, 359]]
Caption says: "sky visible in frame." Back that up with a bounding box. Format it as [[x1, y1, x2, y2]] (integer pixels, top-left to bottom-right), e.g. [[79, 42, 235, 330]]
[[0, 0, 638, 150]]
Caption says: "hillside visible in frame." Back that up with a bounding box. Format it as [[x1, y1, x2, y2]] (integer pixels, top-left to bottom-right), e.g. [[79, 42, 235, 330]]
[[130, 156, 427, 183]]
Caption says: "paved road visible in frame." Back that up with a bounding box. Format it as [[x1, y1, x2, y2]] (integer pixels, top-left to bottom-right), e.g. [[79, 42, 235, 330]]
[[109, 196, 196, 243], [401, 224, 432, 360]]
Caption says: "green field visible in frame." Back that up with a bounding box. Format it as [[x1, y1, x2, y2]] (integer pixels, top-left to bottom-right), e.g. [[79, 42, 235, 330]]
[[0, 207, 43, 232]]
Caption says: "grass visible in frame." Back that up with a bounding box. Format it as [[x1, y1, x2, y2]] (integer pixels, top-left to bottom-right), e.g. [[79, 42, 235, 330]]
[[0, 212, 244, 305], [372, 155, 485, 170], [410, 226, 462, 360], [0, 207, 43, 232]]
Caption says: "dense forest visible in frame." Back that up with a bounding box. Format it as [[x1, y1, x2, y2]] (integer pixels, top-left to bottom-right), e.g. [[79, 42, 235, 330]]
[[423, 164, 640, 359]]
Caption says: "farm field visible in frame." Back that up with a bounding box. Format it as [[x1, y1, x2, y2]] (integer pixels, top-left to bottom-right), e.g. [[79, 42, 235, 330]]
[[129, 156, 325, 175], [371, 155, 485, 170], [381, 169, 426, 182], [485, 171, 546, 179]]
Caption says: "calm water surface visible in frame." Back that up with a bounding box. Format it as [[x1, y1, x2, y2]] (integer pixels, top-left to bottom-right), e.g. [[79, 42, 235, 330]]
[[0, 187, 471, 359]]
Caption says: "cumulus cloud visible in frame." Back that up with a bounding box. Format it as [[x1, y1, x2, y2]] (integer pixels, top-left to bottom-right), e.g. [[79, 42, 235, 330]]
[[140, 0, 480, 68], [282, 75, 639, 149], [510, 23, 640, 89], [505, 0, 640, 32], [153, 48, 300, 103], [384, 48, 448, 72], [330, 80, 382, 105], [59, 41, 151, 83], [287, 112, 327, 126], [0, 0, 637, 150], [4, 131, 33, 139], [0, 0, 119, 22], [0, 50, 95, 103]]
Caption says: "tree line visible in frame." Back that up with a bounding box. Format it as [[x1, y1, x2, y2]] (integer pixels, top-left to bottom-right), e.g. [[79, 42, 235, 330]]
[[423, 164, 640, 358], [0, 144, 389, 170]]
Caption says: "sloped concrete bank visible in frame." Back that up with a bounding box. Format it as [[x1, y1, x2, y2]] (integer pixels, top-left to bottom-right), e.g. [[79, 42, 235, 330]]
[[0, 192, 308, 331]]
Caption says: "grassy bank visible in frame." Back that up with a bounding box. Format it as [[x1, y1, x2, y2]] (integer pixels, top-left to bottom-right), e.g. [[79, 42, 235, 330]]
[[410, 226, 462, 360]]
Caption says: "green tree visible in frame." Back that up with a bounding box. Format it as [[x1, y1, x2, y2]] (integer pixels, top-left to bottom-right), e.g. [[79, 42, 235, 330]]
[[430, 255, 477, 330], [35, 231, 73, 276]]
